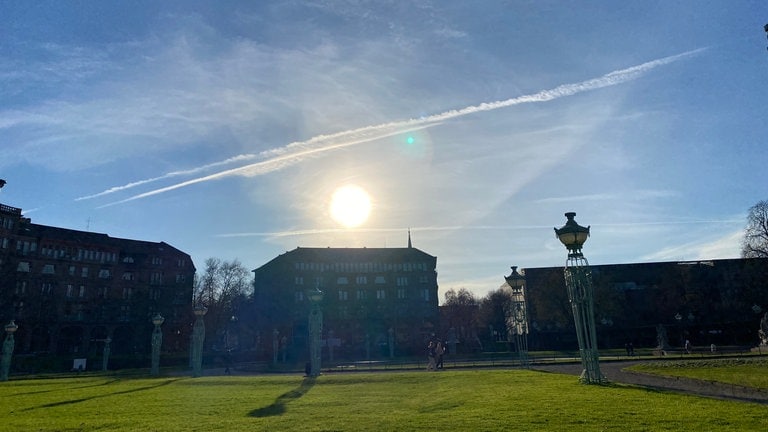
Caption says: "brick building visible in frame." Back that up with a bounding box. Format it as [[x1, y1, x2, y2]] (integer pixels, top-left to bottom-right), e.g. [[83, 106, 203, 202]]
[[252, 240, 439, 360], [522, 258, 768, 350], [0, 203, 195, 364]]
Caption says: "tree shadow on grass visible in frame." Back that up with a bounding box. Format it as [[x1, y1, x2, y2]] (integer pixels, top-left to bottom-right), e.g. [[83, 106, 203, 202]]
[[20, 378, 181, 412], [249, 377, 315, 417]]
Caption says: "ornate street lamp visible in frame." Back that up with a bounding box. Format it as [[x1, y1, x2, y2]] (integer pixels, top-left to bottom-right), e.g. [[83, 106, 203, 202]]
[[1, 320, 18, 381], [150, 313, 165, 376], [555, 212, 604, 384], [504, 266, 529, 368], [307, 286, 324, 377], [191, 305, 207, 377]]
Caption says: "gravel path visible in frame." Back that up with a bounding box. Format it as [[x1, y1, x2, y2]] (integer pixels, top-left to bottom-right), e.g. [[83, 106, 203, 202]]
[[532, 360, 768, 404]]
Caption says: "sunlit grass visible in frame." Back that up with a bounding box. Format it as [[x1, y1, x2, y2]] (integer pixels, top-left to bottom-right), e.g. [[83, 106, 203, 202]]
[[1, 369, 765, 431], [627, 357, 768, 389]]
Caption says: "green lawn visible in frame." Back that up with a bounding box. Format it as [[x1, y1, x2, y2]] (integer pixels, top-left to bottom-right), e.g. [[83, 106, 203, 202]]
[[1, 368, 765, 431], [627, 357, 768, 389]]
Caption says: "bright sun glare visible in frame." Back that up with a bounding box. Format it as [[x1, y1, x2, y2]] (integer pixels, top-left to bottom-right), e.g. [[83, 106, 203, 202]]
[[329, 185, 371, 228]]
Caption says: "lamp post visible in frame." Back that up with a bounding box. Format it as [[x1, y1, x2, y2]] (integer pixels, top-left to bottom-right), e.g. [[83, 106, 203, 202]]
[[504, 266, 529, 368], [102, 337, 111, 372], [555, 212, 604, 384], [1, 320, 18, 381], [150, 313, 165, 376], [307, 286, 324, 377], [192, 305, 207, 377]]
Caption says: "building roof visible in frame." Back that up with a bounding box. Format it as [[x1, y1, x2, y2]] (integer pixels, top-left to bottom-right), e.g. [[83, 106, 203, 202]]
[[253, 246, 437, 272]]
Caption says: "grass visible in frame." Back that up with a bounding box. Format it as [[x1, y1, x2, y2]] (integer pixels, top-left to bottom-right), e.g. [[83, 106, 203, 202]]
[[1, 368, 766, 431], [627, 357, 768, 389]]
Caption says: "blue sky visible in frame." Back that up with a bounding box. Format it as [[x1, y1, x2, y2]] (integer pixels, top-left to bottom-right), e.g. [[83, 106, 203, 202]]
[[1, 1, 766, 301]]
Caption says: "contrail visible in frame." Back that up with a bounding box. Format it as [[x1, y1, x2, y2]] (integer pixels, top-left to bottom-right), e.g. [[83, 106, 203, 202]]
[[76, 154, 259, 201], [99, 48, 705, 207]]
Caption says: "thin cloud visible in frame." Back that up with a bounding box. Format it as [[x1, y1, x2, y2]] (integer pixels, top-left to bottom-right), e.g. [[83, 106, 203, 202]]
[[76, 154, 258, 201], [216, 219, 737, 240], [100, 48, 706, 207]]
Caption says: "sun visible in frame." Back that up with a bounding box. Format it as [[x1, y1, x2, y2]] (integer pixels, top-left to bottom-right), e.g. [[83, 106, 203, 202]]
[[329, 185, 372, 228]]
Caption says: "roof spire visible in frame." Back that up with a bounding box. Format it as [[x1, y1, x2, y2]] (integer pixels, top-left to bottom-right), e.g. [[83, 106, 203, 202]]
[[408, 228, 412, 248]]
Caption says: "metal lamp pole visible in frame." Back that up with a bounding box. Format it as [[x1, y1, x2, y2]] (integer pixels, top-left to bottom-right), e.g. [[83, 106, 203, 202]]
[[505, 266, 529, 368], [1, 320, 18, 381], [555, 212, 604, 384], [307, 286, 324, 377], [102, 337, 111, 372], [150, 313, 165, 376], [192, 305, 207, 377]]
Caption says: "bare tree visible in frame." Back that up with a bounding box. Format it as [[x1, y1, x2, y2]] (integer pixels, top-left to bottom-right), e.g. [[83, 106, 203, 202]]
[[441, 288, 480, 349], [194, 258, 251, 350], [742, 200, 768, 258]]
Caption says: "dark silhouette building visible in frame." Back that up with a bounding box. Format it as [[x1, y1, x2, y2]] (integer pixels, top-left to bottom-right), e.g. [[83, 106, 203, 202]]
[[252, 241, 439, 360], [0, 203, 195, 365], [522, 258, 768, 350]]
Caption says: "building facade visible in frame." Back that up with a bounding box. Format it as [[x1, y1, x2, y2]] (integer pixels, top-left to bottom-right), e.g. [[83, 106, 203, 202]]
[[522, 258, 768, 350], [0, 203, 196, 365], [252, 244, 439, 360]]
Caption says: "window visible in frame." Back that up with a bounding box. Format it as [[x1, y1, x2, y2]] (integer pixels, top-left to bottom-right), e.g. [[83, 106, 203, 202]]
[[81, 267, 89, 278], [17, 261, 30, 272], [419, 275, 429, 284], [66, 285, 74, 298], [295, 291, 305, 302], [338, 290, 349, 301], [15, 281, 27, 295], [79, 285, 86, 298], [397, 288, 406, 299], [152, 256, 163, 265], [356, 275, 367, 285], [150, 272, 163, 284], [176, 274, 186, 283], [421, 289, 430, 301], [337, 277, 349, 285], [98, 269, 111, 279], [41, 283, 53, 295], [122, 272, 134, 281], [123, 256, 134, 263], [396, 276, 408, 286], [376, 289, 386, 300], [356, 290, 366, 300], [374, 276, 386, 284], [295, 276, 304, 285], [101, 286, 108, 299], [69, 266, 76, 276], [122, 287, 133, 299]]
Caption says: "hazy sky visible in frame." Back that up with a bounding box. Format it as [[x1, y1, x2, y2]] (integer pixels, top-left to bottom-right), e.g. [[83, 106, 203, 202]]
[[1, 1, 766, 301]]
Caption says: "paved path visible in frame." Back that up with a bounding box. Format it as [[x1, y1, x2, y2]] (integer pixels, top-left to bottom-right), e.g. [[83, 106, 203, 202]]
[[532, 360, 768, 404]]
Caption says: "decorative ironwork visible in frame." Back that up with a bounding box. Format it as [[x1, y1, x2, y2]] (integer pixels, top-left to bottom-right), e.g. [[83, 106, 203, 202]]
[[555, 213, 605, 384]]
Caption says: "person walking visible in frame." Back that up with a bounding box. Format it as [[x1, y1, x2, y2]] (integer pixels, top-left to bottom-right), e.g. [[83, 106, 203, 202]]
[[426, 341, 437, 371]]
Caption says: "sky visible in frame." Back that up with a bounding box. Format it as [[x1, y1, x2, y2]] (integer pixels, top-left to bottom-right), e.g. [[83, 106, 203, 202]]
[[1, 1, 767, 302]]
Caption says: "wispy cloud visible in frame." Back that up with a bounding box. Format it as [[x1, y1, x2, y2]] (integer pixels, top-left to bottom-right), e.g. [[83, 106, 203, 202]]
[[536, 189, 680, 204], [75, 154, 258, 201], [96, 48, 705, 208], [641, 229, 743, 261]]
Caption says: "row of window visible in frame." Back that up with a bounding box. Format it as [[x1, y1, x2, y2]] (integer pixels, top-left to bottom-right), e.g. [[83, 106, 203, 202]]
[[14, 262, 184, 284], [294, 288, 431, 302], [17, 280, 168, 301], [3, 238, 184, 267], [294, 275, 429, 286], [293, 261, 430, 273]]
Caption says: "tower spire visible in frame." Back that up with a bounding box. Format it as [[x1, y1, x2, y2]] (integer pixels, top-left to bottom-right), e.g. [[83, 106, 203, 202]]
[[407, 228, 412, 248]]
